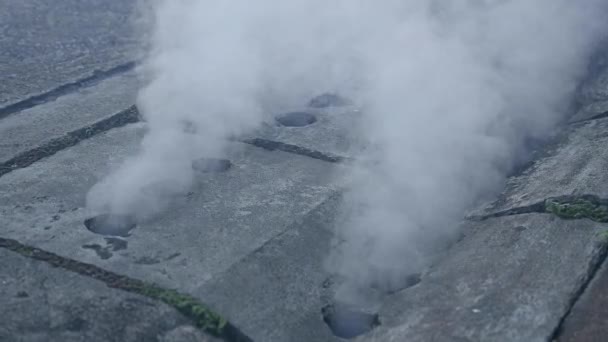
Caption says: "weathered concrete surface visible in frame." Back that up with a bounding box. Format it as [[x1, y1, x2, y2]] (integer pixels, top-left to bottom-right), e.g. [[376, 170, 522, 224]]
[[571, 45, 608, 123], [557, 256, 608, 342], [0, 122, 340, 291], [0, 0, 140, 109], [473, 116, 608, 217], [0, 248, 218, 342], [251, 104, 365, 159], [0, 71, 137, 164], [358, 214, 608, 342], [199, 193, 342, 342]]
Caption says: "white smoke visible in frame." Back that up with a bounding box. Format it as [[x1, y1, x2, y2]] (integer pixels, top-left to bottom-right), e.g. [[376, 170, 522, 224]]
[[87, 0, 607, 301]]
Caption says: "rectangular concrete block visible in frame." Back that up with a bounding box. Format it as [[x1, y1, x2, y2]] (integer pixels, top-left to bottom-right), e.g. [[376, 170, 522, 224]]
[[475, 117, 608, 216], [0, 123, 341, 296], [359, 214, 607, 342], [0, 248, 218, 342], [0, 72, 138, 164]]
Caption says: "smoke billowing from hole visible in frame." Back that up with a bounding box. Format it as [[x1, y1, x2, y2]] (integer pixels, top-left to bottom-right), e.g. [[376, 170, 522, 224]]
[[84, 214, 136, 237], [87, 0, 607, 306], [322, 303, 380, 339]]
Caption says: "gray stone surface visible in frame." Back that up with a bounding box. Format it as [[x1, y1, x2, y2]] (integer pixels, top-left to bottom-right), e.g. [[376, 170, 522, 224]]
[[251, 105, 366, 159], [0, 123, 341, 293], [0, 71, 137, 164], [557, 254, 608, 342], [199, 193, 342, 342], [358, 214, 608, 342], [0, 0, 140, 108], [0, 248, 217, 342], [473, 117, 608, 216]]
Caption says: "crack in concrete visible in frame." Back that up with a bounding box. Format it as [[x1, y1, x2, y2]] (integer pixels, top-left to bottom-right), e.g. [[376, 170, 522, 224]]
[[239, 137, 349, 164], [570, 110, 608, 124], [468, 194, 608, 223], [0, 105, 140, 178], [0, 237, 254, 342], [0, 105, 349, 179], [467, 194, 608, 341], [0, 62, 137, 120], [549, 239, 608, 341]]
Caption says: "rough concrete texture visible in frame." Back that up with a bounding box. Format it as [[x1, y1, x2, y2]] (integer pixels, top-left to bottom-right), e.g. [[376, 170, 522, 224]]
[[0, 0, 140, 109], [250, 104, 365, 159], [473, 116, 608, 217], [358, 214, 608, 342], [557, 256, 608, 342], [0, 122, 341, 292], [570, 44, 608, 123], [0, 248, 219, 342], [199, 193, 342, 342], [0, 71, 137, 163]]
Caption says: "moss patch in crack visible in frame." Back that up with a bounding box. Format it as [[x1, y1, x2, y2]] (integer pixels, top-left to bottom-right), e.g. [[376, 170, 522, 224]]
[[545, 196, 608, 223], [597, 230, 608, 243], [127, 284, 227, 335], [0, 237, 250, 342]]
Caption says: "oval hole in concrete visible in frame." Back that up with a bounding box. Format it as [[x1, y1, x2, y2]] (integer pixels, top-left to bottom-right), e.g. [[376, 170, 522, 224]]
[[84, 214, 136, 237], [370, 273, 421, 295], [276, 112, 317, 127], [322, 303, 380, 339]]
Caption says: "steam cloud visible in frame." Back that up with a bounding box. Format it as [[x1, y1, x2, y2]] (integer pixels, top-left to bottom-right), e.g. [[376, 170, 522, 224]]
[[87, 0, 607, 304]]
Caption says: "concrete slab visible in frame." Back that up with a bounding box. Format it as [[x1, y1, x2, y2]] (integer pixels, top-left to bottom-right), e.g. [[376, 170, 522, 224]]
[[557, 255, 608, 342], [0, 248, 218, 342], [473, 117, 608, 216], [358, 214, 608, 342], [0, 123, 341, 294], [0, 72, 138, 164], [199, 192, 342, 342], [250, 103, 365, 159], [0, 0, 139, 110]]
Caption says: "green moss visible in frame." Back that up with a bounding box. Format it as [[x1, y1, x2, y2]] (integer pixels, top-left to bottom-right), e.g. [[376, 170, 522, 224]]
[[132, 284, 227, 335], [0, 238, 236, 339], [545, 197, 608, 222], [598, 230, 608, 242]]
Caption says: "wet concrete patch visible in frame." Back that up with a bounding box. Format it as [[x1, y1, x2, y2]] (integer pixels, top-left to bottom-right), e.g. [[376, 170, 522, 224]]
[[276, 112, 317, 127], [105, 237, 128, 251], [82, 244, 113, 260], [84, 214, 136, 237], [192, 158, 232, 173], [322, 303, 380, 339]]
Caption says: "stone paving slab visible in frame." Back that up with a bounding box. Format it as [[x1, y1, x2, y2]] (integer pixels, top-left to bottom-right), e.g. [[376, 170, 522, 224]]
[[0, 0, 139, 110], [557, 253, 608, 342], [473, 117, 608, 217], [250, 103, 365, 159], [199, 192, 342, 342], [358, 214, 608, 342], [0, 248, 219, 342], [0, 71, 137, 164], [0, 122, 341, 293]]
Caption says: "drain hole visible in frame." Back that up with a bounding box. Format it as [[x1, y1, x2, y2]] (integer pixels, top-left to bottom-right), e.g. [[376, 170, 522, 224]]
[[322, 303, 380, 339], [275, 112, 317, 127], [192, 158, 231, 173], [308, 93, 350, 108], [84, 214, 136, 237], [370, 273, 421, 294]]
